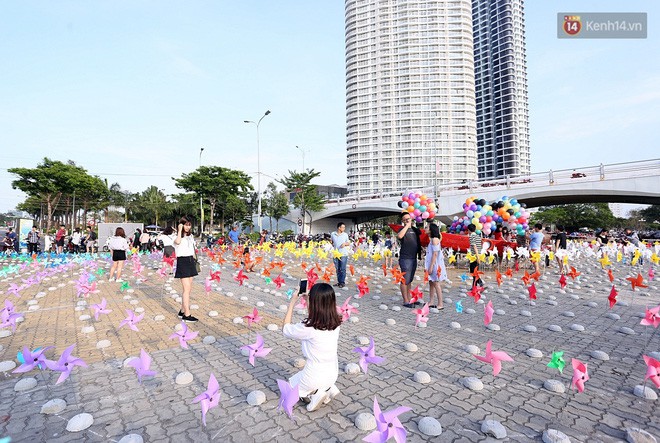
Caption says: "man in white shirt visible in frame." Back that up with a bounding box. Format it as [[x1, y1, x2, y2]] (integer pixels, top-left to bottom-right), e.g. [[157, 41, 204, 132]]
[[331, 222, 351, 288]]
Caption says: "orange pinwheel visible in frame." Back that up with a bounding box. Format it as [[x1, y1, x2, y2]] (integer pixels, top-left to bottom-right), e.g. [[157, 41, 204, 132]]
[[423, 270, 429, 284], [521, 270, 531, 286], [472, 266, 484, 282], [607, 269, 614, 283], [300, 261, 308, 271], [215, 255, 226, 265], [262, 268, 271, 278], [530, 270, 541, 281], [626, 273, 648, 291], [567, 267, 581, 280], [505, 268, 513, 278], [254, 256, 263, 265], [315, 262, 322, 272], [349, 264, 355, 276], [495, 270, 503, 287], [390, 268, 406, 285], [270, 260, 285, 269], [321, 269, 333, 283], [357, 275, 371, 285], [382, 263, 388, 277], [232, 259, 242, 269]]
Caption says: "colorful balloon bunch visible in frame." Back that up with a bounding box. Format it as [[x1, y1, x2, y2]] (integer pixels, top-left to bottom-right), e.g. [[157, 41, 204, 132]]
[[397, 191, 437, 223], [449, 196, 530, 236]]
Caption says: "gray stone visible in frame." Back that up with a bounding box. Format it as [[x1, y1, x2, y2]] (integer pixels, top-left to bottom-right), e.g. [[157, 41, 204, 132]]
[[462, 377, 484, 391], [413, 371, 431, 384], [379, 304, 388, 310], [626, 428, 657, 443], [41, 398, 67, 414], [494, 309, 505, 315], [620, 327, 636, 335], [465, 308, 476, 314], [464, 345, 480, 355], [0, 330, 11, 338], [543, 429, 571, 443], [175, 371, 193, 385], [246, 390, 266, 406], [418, 417, 442, 436], [357, 336, 370, 345], [66, 413, 94, 432], [633, 385, 658, 400], [548, 325, 563, 332], [293, 358, 306, 368], [404, 343, 418, 352], [232, 317, 244, 324], [520, 310, 531, 317], [487, 324, 500, 331], [14, 377, 38, 392], [509, 300, 518, 305], [481, 420, 507, 439], [202, 336, 216, 345], [81, 326, 95, 334], [78, 314, 91, 321], [526, 348, 543, 358], [450, 322, 461, 329], [590, 350, 610, 361], [0, 360, 17, 372], [118, 435, 144, 443], [154, 315, 165, 321], [523, 325, 537, 333], [546, 300, 558, 306], [345, 363, 361, 374], [586, 301, 598, 308], [562, 311, 575, 317], [391, 306, 401, 312], [543, 379, 566, 394], [570, 324, 585, 332], [355, 412, 377, 431], [385, 318, 396, 326], [208, 311, 218, 317]]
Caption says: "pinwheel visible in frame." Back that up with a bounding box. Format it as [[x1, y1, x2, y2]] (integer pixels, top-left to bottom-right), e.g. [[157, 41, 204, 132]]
[[528, 282, 537, 300], [608, 286, 618, 309], [382, 263, 388, 277], [467, 284, 483, 303], [273, 274, 285, 289], [204, 277, 212, 293], [338, 296, 359, 322], [1, 299, 16, 315], [306, 268, 319, 288], [0, 308, 22, 332], [598, 254, 612, 268], [652, 253, 660, 266], [459, 273, 469, 283], [127, 349, 157, 383], [390, 268, 406, 285], [559, 274, 567, 289], [567, 266, 581, 280], [349, 264, 355, 276], [295, 295, 308, 310], [13, 346, 53, 373], [414, 303, 429, 327], [234, 269, 248, 286], [616, 251, 623, 262], [505, 268, 513, 278], [277, 379, 299, 421], [484, 300, 494, 326], [363, 396, 411, 443], [640, 305, 660, 328], [90, 298, 112, 321], [495, 270, 503, 287], [607, 269, 614, 283], [530, 270, 541, 281], [169, 321, 199, 349], [6, 283, 22, 297], [240, 334, 272, 367], [627, 273, 648, 291], [571, 358, 589, 393], [455, 300, 463, 313], [357, 281, 370, 298], [521, 271, 531, 286], [209, 270, 221, 282], [243, 308, 263, 328], [45, 344, 87, 384], [286, 289, 295, 300], [332, 249, 343, 260], [120, 281, 131, 292], [643, 355, 660, 388], [649, 267, 655, 281], [119, 309, 144, 332], [157, 267, 168, 278], [474, 340, 513, 376], [471, 266, 484, 282], [423, 270, 429, 284], [409, 286, 423, 304], [352, 337, 386, 374], [547, 351, 566, 373]]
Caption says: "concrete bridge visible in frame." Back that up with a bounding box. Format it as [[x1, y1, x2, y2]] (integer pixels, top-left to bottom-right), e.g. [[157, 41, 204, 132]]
[[301, 159, 660, 233]]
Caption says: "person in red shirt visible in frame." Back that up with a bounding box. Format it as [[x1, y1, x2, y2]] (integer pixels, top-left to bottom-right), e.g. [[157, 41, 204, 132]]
[[55, 224, 67, 254]]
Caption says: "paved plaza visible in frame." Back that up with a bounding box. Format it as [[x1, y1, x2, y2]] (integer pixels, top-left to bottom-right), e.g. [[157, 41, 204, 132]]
[[0, 247, 658, 442]]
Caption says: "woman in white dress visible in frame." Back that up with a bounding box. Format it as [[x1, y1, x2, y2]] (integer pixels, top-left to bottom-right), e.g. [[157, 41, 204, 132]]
[[425, 222, 447, 309], [283, 282, 342, 412]]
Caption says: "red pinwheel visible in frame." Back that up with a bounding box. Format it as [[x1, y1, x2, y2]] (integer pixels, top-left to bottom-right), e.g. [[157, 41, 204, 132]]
[[626, 273, 648, 291], [337, 296, 359, 322], [409, 286, 424, 304], [495, 270, 503, 287], [567, 266, 581, 280], [193, 373, 221, 427], [277, 379, 300, 421], [607, 269, 614, 283], [608, 286, 618, 309], [240, 334, 272, 366], [363, 396, 411, 443], [273, 274, 285, 289], [521, 271, 531, 286], [571, 358, 589, 393], [382, 263, 388, 277], [474, 340, 513, 376], [414, 303, 429, 327], [209, 270, 221, 282], [352, 337, 386, 374], [528, 282, 537, 300], [234, 269, 249, 286], [467, 284, 483, 303], [640, 305, 660, 328], [357, 281, 370, 298], [306, 268, 319, 289], [45, 344, 87, 384], [169, 321, 199, 349], [643, 355, 660, 388], [559, 274, 567, 289], [484, 300, 494, 326], [242, 308, 263, 328]]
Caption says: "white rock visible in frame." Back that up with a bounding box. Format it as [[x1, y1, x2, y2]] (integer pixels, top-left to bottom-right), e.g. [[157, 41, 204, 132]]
[[379, 304, 388, 310], [462, 377, 484, 391], [418, 417, 442, 436], [154, 315, 165, 321], [233, 317, 244, 324], [562, 311, 575, 317], [413, 371, 431, 384], [481, 420, 507, 439], [129, 300, 139, 305], [226, 292, 234, 297], [620, 327, 636, 335], [118, 434, 143, 443], [175, 372, 193, 385], [345, 362, 361, 374], [523, 325, 537, 333], [278, 305, 288, 311], [487, 324, 500, 331], [626, 428, 657, 443], [633, 385, 658, 400], [14, 377, 38, 392], [570, 324, 585, 332], [391, 306, 401, 312], [96, 340, 111, 349], [240, 348, 250, 357], [451, 321, 461, 329], [606, 313, 620, 320], [591, 350, 610, 361], [267, 324, 279, 331], [544, 379, 566, 393], [240, 296, 249, 301], [134, 307, 144, 313], [526, 348, 543, 358], [543, 429, 571, 443], [247, 390, 266, 405], [349, 316, 359, 323], [202, 336, 216, 345], [355, 412, 377, 431], [548, 325, 563, 332], [509, 300, 518, 305], [41, 398, 67, 414], [0, 361, 17, 372], [404, 343, 418, 352], [66, 413, 94, 432], [520, 310, 531, 317], [357, 336, 370, 345], [256, 301, 265, 307], [465, 308, 476, 315], [586, 302, 598, 308], [385, 319, 396, 326], [208, 311, 218, 317], [464, 345, 480, 355], [81, 326, 95, 334], [494, 309, 505, 315]]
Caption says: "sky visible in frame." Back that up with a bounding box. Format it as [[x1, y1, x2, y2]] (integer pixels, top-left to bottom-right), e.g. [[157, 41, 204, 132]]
[[1, 1, 658, 214]]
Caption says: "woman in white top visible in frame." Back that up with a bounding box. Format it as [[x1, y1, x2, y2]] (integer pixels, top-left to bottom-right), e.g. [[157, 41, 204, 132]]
[[425, 222, 447, 309], [108, 227, 130, 281], [283, 282, 342, 412], [158, 226, 177, 273], [71, 228, 82, 254], [174, 216, 198, 322]]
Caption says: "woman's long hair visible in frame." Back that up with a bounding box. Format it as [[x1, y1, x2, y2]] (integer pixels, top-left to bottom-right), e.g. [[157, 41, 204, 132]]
[[179, 216, 193, 237], [303, 283, 342, 331]]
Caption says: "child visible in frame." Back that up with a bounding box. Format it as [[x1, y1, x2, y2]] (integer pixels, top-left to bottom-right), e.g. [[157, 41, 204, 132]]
[[283, 282, 342, 412]]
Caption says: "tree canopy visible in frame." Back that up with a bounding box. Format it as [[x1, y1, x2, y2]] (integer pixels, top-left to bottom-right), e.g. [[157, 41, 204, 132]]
[[278, 169, 325, 234], [531, 203, 617, 231]]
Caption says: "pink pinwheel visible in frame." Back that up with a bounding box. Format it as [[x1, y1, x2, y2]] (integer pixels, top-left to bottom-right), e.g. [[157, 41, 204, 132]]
[[77, 282, 97, 298], [484, 300, 494, 326], [127, 349, 157, 383], [277, 379, 299, 421], [467, 284, 483, 303], [414, 303, 429, 327], [295, 295, 308, 310], [169, 321, 199, 349], [640, 305, 660, 328], [157, 267, 168, 278], [243, 308, 263, 328], [45, 344, 87, 384], [240, 334, 272, 367], [363, 396, 411, 443], [571, 358, 589, 393], [273, 274, 285, 289], [474, 340, 513, 376], [234, 269, 248, 286], [528, 282, 537, 300], [1, 308, 22, 332], [608, 286, 618, 309], [119, 309, 145, 332], [649, 267, 655, 281], [192, 373, 221, 427], [204, 277, 212, 293], [352, 337, 386, 374], [6, 283, 22, 297], [338, 296, 359, 322], [91, 298, 112, 321], [643, 355, 660, 388], [209, 270, 221, 282], [306, 268, 319, 288], [13, 346, 53, 373]]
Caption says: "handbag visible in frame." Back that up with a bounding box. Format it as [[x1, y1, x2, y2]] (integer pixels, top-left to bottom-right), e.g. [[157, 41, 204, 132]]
[[191, 237, 201, 273]]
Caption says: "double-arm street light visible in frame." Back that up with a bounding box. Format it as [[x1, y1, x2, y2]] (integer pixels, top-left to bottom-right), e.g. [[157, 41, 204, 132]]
[[295, 145, 310, 172], [244, 110, 271, 232]]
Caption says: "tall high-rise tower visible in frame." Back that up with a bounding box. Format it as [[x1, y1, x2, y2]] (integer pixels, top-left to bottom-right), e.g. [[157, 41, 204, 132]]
[[345, 0, 478, 196], [472, 0, 530, 179]]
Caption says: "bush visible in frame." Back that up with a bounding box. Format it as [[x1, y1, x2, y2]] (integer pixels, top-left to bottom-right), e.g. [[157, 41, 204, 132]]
[[247, 232, 260, 243], [281, 229, 294, 237]]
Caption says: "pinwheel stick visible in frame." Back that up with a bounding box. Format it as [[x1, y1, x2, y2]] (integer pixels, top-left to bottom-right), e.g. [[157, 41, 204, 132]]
[[38, 366, 55, 399]]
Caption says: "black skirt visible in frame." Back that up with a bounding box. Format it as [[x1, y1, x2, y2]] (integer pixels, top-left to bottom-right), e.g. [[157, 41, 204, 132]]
[[175, 255, 198, 279], [112, 250, 127, 261]]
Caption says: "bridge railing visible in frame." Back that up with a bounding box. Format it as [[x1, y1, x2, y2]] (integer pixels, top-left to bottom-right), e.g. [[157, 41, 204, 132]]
[[324, 158, 659, 205]]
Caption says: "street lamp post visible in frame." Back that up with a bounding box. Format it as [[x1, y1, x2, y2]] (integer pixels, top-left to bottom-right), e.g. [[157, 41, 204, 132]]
[[199, 147, 204, 236], [295, 145, 309, 172], [244, 110, 271, 232]]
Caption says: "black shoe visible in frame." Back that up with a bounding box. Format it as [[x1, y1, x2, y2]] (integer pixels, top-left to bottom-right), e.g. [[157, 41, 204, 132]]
[[338, 283, 345, 288], [429, 305, 437, 309], [178, 310, 184, 318], [414, 301, 422, 306], [182, 314, 198, 322], [333, 283, 341, 287], [403, 303, 414, 308]]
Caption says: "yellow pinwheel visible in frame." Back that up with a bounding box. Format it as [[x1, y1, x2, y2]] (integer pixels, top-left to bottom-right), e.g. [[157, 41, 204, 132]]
[[598, 254, 612, 268], [631, 250, 641, 266], [563, 255, 569, 265], [487, 254, 496, 265], [530, 251, 541, 263], [616, 251, 623, 262], [651, 253, 659, 265], [466, 252, 478, 263], [332, 249, 343, 259], [448, 254, 457, 264], [548, 251, 555, 261], [372, 252, 382, 263]]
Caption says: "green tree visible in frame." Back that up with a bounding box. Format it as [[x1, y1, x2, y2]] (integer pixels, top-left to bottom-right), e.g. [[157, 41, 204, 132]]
[[133, 186, 170, 226], [278, 169, 326, 234], [174, 166, 253, 234], [225, 194, 251, 228], [264, 182, 291, 232], [531, 203, 616, 231], [639, 205, 660, 225]]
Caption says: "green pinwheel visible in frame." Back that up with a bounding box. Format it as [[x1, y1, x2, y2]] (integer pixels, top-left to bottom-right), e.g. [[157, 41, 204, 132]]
[[120, 281, 131, 292], [547, 351, 566, 373], [264, 277, 272, 285], [96, 268, 106, 276]]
